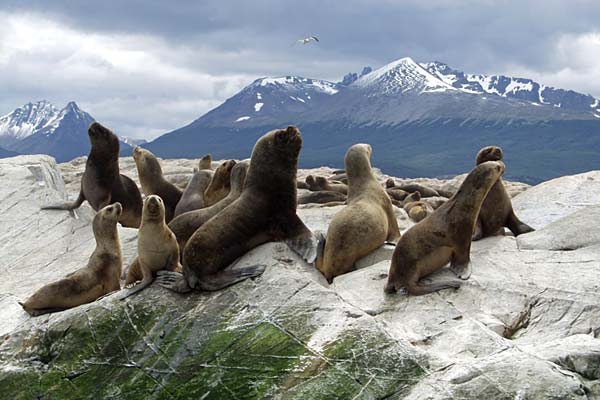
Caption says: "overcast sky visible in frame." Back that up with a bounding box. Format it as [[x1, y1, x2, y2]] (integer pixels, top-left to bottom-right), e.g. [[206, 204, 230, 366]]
[[1, 0, 600, 139]]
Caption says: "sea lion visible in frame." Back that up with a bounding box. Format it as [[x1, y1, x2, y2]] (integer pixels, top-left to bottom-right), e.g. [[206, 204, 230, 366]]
[[315, 176, 348, 195], [156, 126, 318, 292], [204, 160, 236, 206], [402, 191, 421, 206], [329, 173, 348, 184], [41, 122, 142, 228], [297, 180, 310, 189], [20, 203, 123, 315], [473, 146, 535, 240], [305, 175, 320, 191], [404, 201, 434, 222], [174, 168, 214, 217], [298, 190, 347, 205], [384, 161, 505, 295], [316, 144, 401, 282], [386, 179, 440, 198], [133, 147, 183, 223], [169, 161, 249, 252], [386, 188, 409, 202], [119, 195, 181, 299], [199, 154, 213, 170]]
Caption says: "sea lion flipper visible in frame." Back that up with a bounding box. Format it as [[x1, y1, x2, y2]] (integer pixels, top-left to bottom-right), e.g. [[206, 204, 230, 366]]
[[506, 211, 535, 236], [283, 216, 319, 264], [41, 191, 85, 211], [405, 281, 461, 296], [472, 218, 483, 241], [156, 271, 193, 293], [450, 261, 472, 280], [197, 265, 267, 291]]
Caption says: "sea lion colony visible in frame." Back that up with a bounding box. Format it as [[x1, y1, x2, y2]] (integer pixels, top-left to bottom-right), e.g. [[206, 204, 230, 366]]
[[22, 122, 534, 315]]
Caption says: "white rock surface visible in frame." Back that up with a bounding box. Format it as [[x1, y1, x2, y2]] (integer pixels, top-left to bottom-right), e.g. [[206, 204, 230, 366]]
[[1, 155, 599, 399]]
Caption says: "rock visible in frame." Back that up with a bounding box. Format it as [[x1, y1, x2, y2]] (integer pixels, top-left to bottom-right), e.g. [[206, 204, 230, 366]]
[[513, 170, 600, 229], [1, 155, 599, 399], [517, 205, 600, 250]]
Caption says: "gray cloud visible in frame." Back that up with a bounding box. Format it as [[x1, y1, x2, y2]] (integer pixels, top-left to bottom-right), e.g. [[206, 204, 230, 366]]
[[1, 1, 600, 139]]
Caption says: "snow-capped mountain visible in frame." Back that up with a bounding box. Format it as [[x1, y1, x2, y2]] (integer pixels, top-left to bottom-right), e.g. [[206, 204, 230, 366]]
[[0, 101, 134, 162], [422, 61, 600, 115]]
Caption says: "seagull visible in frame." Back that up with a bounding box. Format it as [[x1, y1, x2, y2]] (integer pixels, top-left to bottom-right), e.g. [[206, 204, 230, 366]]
[[297, 36, 319, 45]]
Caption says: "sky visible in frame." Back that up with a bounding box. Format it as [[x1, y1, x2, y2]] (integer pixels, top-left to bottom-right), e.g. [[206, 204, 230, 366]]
[[1, 0, 600, 140]]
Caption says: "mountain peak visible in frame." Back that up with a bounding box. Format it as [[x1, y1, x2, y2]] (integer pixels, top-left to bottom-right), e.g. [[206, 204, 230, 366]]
[[352, 57, 456, 94]]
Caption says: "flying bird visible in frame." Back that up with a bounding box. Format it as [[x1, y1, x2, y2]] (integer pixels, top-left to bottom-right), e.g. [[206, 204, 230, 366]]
[[297, 36, 319, 45]]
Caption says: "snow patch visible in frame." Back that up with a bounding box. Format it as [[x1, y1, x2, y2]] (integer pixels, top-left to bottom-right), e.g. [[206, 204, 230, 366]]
[[254, 103, 264, 112], [531, 102, 541, 106], [256, 92, 262, 100], [504, 79, 533, 95], [591, 99, 599, 108], [235, 116, 251, 122]]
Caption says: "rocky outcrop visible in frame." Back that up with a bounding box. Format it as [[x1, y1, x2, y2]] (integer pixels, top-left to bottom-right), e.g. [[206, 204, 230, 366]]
[[1, 155, 599, 399]]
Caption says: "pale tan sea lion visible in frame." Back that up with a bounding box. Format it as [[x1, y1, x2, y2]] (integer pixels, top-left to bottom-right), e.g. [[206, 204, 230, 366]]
[[20, 203, 123, 315], [385, 161, 505, 295], [316, 144, 401, 282], [119, 195, 181, 299], [199, 154, 213, 170], [42, 122, 142, 228]]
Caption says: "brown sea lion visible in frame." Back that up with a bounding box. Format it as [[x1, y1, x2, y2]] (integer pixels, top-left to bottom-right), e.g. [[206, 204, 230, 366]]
[[173, 169, 214, 217], [401, 190, 421, 206], [199, 154, 213, 170], [384, 161, 505, 295], [20, 203, 123, 315], [316, 144, 401, 282], [156, 126, 318, 292], [204, 160, 236, 206], [169, 160, 249, 252], [297, 180, 310, 189], [119, 195, 181, 299], [41, 122, 142, 228], [298, 190, 347, 205], [329, 173, 348, 184], [473, 146, 535, 240], [315, 176, 348, 195], [305, 175, 320, 191], [404, 201, 434, 222], [386, 188, 409, 202], [133, 147, 183, 223]]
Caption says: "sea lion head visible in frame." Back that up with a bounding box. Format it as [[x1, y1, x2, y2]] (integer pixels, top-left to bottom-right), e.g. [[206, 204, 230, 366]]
[[344, 144, 372, 179], [385, 178, 395, 188], [88, 122, 119, 153], [246, 126, 302, 187], [404, 190, 421, 204], [199, 154, 213, 170], [142, 195, 165, 222], [212, 160, 236, 187], [476, 146, 503, 165], [305, 175, 316, 188], [468, 160, 505, 191], [230, 160, 250, 192], [315, 176, 328, 189], [133, 147, 162, 175], [93, 202, 122, 238]]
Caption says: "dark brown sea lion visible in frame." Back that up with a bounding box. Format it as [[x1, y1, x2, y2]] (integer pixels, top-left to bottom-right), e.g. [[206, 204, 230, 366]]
[[156, 126, 318, 292], [384, 161, 505, 295], [386, 188, 409, 202], [41, 122, 142, 228], [20, 203, 123, 315], [316, 144, 401, 282], [133, 147, 182, 223], [473, 146, 535, 240], [169, 160, 249, 252], [305, 175, 320, 191], [119, 195, 181, 299], [204, 160, 236, 206]]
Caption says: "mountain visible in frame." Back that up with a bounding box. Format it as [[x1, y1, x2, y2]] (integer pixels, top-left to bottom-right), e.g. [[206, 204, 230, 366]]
[[0, 146, 18, 158], [0, 100, 134, 162], [154, 58, 596, 182]]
